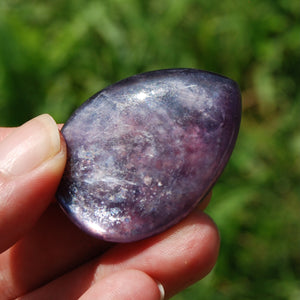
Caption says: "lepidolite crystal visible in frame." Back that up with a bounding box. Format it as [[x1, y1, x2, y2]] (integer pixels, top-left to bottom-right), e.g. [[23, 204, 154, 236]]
[[56, 68, 241, 242]]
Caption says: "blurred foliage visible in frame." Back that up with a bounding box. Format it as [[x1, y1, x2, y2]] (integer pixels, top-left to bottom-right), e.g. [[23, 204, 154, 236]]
[[0, 0, 299, 299]]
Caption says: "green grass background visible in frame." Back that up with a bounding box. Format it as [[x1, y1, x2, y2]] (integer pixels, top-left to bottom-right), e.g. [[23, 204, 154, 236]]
[[1, 1, 299, 299]]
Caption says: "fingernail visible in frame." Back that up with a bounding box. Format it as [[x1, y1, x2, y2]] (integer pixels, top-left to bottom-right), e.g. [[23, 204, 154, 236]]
[[0, 114, 61, 176], [156, 281, 165, 300]]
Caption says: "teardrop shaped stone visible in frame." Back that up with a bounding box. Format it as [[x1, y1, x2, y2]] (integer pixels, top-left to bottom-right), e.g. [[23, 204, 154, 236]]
[[56, 68, 241, 242]]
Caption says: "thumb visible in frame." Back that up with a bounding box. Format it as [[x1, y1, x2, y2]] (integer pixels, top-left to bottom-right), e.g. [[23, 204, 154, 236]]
[[0, 114, 66, 253]]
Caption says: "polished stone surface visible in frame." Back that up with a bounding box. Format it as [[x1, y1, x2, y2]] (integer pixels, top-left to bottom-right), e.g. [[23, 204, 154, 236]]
[[56, 68, 241, 242]]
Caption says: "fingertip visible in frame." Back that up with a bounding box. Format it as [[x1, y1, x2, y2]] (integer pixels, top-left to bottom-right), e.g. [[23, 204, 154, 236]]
[[162, 211, 220, 297], [80, 269, 164, 300], [94, 208, 220, 299], [0, 115, 67, 252]]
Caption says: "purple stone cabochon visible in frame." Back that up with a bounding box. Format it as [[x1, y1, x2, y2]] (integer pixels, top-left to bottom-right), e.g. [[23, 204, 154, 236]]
[[56, 68, 241, 243]]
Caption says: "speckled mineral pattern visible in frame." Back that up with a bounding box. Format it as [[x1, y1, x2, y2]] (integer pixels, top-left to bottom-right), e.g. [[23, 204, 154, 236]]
[[56, 68, 241, 242]]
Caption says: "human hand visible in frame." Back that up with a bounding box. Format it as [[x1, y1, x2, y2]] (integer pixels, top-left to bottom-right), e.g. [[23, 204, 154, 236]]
[[0, 114, 220, 299]]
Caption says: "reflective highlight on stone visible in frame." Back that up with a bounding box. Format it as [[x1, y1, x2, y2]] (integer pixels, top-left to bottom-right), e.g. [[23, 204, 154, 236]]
[[56, 69, 241, 242]]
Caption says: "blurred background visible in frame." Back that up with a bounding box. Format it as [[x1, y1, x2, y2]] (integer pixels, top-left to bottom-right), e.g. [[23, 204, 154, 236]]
[[0, 0, 299, 299]]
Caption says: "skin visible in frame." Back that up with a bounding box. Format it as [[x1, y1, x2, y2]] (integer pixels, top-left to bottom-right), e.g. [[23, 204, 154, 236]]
[[0, 116, 220, 300]]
